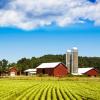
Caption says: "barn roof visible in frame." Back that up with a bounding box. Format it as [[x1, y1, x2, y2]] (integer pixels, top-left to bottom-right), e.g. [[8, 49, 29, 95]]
[[9, 67, 17, 70], [78, 68, 94, 75], [24, 69, 36, 72], [37, 62, 64, 68]]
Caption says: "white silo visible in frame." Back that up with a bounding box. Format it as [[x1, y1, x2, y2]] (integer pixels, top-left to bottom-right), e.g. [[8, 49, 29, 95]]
[[71, 47, 78, 74], [66, 50, 71, 73]]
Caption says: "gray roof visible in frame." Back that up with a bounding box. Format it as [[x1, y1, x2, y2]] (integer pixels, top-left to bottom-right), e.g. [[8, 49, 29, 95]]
[[37, 62, 64, 68], [78, 68, 94, 75], [24, 68, 36, 72]]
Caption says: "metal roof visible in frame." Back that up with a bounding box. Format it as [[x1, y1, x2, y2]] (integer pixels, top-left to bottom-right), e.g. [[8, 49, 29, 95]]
[[36, 62, 63, 68], [78, 68, 94, 75], [24, 69, 36, 72]]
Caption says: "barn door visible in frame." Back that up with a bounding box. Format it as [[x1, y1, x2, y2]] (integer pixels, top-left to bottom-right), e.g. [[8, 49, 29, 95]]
[[42, 69, 45, 74]]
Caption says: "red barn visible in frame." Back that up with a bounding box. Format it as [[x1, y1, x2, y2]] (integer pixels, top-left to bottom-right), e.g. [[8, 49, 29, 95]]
[[36, 62, 68, 77], [78, 68, 98, 77], [9, 67, 17, 77]]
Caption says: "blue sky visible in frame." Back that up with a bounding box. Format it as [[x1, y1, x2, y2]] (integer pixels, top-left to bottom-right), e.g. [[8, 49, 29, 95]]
[[0, 0, 100, 62]]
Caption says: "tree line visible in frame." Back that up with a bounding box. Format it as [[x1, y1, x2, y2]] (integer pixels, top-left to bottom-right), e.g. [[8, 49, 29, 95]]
[[0, 54, 100, 75]]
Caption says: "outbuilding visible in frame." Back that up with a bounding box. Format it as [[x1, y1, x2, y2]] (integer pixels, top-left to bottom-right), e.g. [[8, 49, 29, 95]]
[[9, 67, 17, 77], [24, 69, 36, 76], [36, 62, 68, 77], [78, 68, 98, 77]]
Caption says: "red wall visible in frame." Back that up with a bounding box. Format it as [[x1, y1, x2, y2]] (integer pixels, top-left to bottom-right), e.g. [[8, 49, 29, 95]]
[[9, 67, 17, 75], [85, 69, 98, 76], [54, 64, 68, 77]]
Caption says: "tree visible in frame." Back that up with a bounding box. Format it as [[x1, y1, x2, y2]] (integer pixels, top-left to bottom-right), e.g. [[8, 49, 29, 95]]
[[17, 58, 31, 75], [0, 59, 8, 76], [8, 63, 16, 68], [0, 61, 2, 76], [2, 59, 8, 72], [30, 57, 40, 68]]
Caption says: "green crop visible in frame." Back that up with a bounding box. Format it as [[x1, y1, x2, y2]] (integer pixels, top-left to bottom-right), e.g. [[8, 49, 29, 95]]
[[0, 77, 100, 100]]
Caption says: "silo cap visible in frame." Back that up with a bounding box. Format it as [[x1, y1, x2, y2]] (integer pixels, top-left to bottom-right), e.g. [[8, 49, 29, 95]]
[[73, 47, 78, 50], [67, 50, 71, 52]]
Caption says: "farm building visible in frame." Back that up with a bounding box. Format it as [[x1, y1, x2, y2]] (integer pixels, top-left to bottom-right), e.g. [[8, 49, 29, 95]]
[[24, 69, 36, 76], [9, 67, 17, 77], [36, 62, 68, 77], [78, 68, 98, 76]]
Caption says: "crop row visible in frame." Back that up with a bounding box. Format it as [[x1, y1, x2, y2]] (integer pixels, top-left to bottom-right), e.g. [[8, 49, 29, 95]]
[[0, 80, 100, 100]]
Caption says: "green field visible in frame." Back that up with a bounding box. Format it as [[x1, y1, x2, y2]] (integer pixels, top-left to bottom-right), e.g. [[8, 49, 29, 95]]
[[0, 77, 100, 100]]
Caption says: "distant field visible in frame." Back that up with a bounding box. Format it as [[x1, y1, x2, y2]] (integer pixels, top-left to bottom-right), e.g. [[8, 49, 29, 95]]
[[0, 77, 100, 100]]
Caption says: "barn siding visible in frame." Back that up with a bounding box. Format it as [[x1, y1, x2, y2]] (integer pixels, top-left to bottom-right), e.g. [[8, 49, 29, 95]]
[[54, 64, 68, 77], [37, 68, 42, 74], [37, 68, 54, 76], [45, 68, 54, 76], [85, 69, 98, 76]]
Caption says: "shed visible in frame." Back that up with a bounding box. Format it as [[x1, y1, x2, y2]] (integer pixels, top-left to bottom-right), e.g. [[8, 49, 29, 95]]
[[9, 67, 17, 77], [36, 62, 68, 77], [78, 68, 98, 76], [24, 69, 36, 76]]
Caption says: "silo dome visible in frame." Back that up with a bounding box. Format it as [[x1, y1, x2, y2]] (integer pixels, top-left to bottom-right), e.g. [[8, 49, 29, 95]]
[[73, 47, 78, 50], [67, 50, 71, 53]]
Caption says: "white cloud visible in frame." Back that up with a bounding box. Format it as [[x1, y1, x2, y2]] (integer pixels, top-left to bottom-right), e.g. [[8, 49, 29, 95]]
[[0, 0, 100, 30]]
